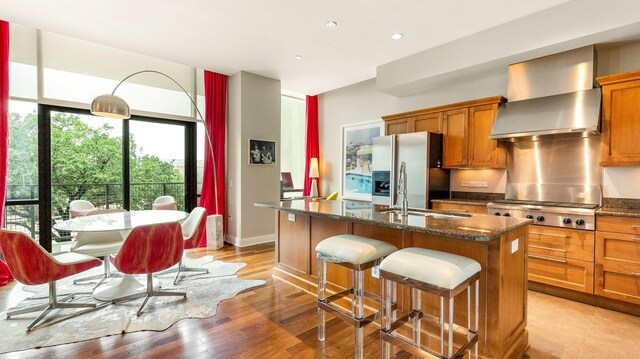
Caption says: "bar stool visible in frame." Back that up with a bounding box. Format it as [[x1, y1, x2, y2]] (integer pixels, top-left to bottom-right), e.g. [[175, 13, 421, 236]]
[[315, 234, 398, 358], [379, 247, 481, 359]]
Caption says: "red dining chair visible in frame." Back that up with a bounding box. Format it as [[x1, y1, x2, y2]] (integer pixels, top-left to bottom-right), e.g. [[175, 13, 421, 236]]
[[110, 222, 186, 316], [0, 229, 101, 332], [171, 207, 208, 285]]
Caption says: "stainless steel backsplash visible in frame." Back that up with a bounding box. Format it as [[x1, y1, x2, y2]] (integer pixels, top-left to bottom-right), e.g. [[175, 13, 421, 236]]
[[506, 136, 602, 204]]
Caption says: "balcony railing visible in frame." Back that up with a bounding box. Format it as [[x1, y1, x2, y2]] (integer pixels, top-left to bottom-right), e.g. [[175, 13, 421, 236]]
[[3, 182, 185, 242]]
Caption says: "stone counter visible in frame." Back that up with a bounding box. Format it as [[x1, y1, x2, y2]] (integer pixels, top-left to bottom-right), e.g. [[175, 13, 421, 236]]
[[256, 199, 531, 241]]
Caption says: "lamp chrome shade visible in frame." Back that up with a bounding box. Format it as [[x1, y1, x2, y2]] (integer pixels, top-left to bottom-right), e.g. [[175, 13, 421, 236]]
[[91, 94, 131, 119]]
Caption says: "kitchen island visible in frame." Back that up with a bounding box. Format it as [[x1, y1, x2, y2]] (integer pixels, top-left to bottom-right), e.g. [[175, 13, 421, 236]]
[[256, 199, 531, 359]]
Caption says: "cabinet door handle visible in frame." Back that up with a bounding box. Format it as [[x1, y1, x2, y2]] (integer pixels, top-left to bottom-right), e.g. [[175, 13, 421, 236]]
[[446, 209, 468, 213], [632, 238, 640, 242], [632, 272, 640, 277], [529, 231, 569, 238], [529, 244, 567, 253], [632, 225, 640, 229], [528, 254, 567, 263]]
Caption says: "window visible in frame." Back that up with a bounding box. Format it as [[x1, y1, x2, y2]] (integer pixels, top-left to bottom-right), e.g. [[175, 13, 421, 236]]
[[280, 95, 306, 195]]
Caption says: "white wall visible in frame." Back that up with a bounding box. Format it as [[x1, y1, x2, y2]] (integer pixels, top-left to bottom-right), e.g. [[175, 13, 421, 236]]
[[598, 42, 640, 199], [319, 42, 640, 200], [227, 71, 281, 246], [318, 71, 508, 196]]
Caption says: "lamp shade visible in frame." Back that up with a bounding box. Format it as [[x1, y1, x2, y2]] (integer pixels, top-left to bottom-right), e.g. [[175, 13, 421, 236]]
[[309, 158, 319, 178], [90, 94, 131, 119]]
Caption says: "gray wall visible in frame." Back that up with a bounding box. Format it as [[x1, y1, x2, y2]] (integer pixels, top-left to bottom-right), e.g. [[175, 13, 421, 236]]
[[227, 71, 281, 246], [318, 42, 640, 200]]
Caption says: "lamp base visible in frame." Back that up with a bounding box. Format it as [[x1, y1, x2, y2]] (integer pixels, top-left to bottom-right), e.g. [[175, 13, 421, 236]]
[[310, 179, 319, 197], [206, 215, 224, 250]]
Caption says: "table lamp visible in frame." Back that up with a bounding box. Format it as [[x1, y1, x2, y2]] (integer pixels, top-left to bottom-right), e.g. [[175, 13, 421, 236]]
[[309, 157, 319, 197]]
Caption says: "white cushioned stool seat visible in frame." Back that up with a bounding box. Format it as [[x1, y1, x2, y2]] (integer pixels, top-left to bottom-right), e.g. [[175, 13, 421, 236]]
[[380, 247, 480, 290], [316, 234, 398, 265]]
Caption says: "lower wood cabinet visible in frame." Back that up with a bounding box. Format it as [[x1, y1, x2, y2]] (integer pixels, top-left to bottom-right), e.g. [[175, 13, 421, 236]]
[[595, 227, 640, 304], [431, 201, 487, 215], [528, 255, 594, 293], [526, 225, 595, 294]]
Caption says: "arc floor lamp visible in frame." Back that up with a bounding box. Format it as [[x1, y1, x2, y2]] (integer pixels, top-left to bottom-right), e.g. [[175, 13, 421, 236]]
[[90, 69, 219, 216], [91, 70, 223, 249]]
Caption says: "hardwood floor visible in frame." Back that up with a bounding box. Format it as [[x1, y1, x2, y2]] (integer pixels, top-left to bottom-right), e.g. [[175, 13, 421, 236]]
[[0, 243, 638, 358]]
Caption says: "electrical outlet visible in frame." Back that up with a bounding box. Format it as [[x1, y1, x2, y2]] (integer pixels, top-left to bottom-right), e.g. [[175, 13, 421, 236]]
[[511, 238, 519, 254], [288, 213, 296, 222], [460, 181, 472, 187], [372, 265, 380, 278]]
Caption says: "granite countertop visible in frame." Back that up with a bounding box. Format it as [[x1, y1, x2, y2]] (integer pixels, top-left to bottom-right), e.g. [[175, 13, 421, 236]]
[[255, 199, 531, 242], [431, 198, 491, 206], [596, 207, 640, 218], [596, 198, 640, 218]]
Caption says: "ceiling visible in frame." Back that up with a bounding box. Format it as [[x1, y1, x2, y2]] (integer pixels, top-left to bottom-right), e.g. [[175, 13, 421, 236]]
[[0, 0, 572, 95]]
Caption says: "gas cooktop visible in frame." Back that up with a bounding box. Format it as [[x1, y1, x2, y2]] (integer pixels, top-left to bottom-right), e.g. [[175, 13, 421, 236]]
[[490, 199, 599, 210]]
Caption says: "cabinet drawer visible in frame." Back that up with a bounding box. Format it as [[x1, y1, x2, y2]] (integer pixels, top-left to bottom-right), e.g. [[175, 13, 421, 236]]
[[528, 225, 594, 261], [528, 255, 594, 294], [432, 202, 487, 215], [595, 231, 640, 266], [595, 263, 640, 305], [596, 215, 640, 234]]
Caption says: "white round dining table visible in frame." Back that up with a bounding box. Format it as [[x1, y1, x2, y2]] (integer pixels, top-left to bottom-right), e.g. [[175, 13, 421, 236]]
[[53, 210, 189, 301]]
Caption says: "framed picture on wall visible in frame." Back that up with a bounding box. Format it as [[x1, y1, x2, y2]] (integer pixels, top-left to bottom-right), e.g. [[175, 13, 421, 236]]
[[249, 139, 276, 165], [341, 120, 384, 201]]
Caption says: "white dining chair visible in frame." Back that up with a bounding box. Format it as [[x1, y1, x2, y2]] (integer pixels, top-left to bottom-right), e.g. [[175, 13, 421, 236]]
[[69, 199, 96, 218], [70, 208, 127, 289], [153, 195, 177, 210]]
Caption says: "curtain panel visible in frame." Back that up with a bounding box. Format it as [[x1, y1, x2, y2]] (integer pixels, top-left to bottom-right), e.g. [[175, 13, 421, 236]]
[[199, 71, 227, 246], [0, 20, 14, 286], [303, 95, 319, 196]]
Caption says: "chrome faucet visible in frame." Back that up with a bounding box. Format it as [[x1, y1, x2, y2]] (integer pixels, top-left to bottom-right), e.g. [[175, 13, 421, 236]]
[[396, 161, 408, 216]]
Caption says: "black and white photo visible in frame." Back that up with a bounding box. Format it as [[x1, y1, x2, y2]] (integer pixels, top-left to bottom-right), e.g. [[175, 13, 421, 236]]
[[248, 139, 276, 165]]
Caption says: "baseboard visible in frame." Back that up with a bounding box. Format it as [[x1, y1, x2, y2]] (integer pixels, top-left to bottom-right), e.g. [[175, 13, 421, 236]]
[[225, 233, 275, 247]]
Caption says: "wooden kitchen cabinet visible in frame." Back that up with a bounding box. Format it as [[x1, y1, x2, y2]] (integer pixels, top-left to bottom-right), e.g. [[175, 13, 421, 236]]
[[527, 225, 595, 293], [431, 201, 488, 215], [442, 108, 469, 167], [468, 104, 507, 168], [383, 96, 506, 169], [385, 118, 410, 135], [597, 70, 640, 166], [595, 215, 640, 304]]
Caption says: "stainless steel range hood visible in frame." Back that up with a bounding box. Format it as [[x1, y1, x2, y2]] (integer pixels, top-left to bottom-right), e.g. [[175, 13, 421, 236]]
[[491, 46, 601, 142]]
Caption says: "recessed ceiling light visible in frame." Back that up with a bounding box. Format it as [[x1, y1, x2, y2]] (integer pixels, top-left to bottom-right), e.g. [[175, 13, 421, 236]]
[[391, 33, 404, 40], [295, 55, 303, 60], [325, 21, 338, 28]]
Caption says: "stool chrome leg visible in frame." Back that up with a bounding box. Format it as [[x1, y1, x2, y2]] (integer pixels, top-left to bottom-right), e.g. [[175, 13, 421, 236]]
[[317, 258, 326, 341], [440, 297, 445, 356], [382, 278, 392, 359], [411, 288, 421, 347], [448, 297, 454, 358], [475, 279, 479, 359], [352, 269, 364, 359]]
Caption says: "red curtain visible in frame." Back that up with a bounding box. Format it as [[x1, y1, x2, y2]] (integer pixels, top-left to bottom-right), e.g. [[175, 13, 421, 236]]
[[303, 95, 319, 196], [0, 20, 14, 285], [198, 71, 227, 246]]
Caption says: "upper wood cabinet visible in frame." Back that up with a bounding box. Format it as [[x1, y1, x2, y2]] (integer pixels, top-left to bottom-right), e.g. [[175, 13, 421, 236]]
[[383, 96, 506, 169], [443, 108, 468, 167], [597, 70, 640, 166]]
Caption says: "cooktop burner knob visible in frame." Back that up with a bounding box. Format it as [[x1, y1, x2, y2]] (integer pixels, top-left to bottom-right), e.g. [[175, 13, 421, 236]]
[[563, 218, 572, 224], [503, 213, 511, 217], [525, 214, 534, 219], [536, 215, 545, 222], [493, 212, 501, 216], [575, 218, 585, 226]]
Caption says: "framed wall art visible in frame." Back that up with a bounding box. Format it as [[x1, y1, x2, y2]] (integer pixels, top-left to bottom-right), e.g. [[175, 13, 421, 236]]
[[341, 120, 384, 201], [249, 139, 276, 165]]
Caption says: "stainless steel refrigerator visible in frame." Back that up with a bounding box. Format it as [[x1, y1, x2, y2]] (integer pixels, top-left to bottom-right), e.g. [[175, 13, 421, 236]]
[[371, 132, 449, 209]]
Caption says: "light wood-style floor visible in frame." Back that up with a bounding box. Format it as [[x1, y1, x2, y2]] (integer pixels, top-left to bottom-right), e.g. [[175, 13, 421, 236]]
[[0, 243, 638, 358]]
